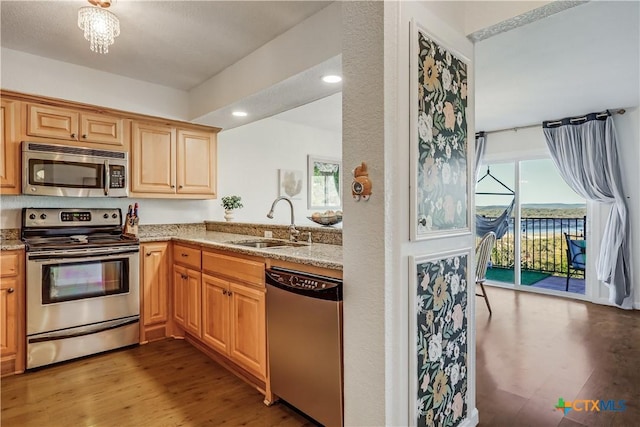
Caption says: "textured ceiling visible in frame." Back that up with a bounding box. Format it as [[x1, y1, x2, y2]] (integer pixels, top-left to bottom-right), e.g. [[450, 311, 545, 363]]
[[0, 1, 332, 91]]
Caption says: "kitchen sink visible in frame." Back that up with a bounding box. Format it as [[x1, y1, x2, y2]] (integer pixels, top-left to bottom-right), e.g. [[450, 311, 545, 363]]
[[227, 239, 308, 249]]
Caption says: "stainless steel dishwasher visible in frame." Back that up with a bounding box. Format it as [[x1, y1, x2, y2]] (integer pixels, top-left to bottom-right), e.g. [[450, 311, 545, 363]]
[[266, 267, 343, 427]]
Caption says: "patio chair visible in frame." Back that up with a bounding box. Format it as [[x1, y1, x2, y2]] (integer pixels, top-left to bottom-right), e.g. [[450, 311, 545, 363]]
[[476, 231, 497, 316], [564, 233, 586, 292]]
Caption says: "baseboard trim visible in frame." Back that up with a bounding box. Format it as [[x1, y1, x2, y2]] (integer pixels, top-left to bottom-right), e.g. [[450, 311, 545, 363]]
[[458, 408, 479, 427]]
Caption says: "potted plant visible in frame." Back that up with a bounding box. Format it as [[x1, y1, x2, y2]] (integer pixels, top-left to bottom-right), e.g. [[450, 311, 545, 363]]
[[221, 195, 243, 221]]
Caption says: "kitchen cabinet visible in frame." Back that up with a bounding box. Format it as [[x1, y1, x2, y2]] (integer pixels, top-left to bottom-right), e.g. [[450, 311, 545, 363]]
[[0, 250, 25, 377], [1, 99, 20, 194], [140, 242, 169, 343], [172, 244, 202, 338], [201, 251, 266, 380], [26, 104, 125, 148], [131, 122, 217, 198], [202, 273, 266, 379]]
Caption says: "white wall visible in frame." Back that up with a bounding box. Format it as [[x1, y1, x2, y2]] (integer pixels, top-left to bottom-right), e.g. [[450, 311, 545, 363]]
[[215, 116, 341, 225], [341, 1, 474, 425], [1, 48, 189, 120]]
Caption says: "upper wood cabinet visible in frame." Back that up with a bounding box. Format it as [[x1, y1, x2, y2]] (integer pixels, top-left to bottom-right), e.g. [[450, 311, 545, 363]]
[[26, 104, 124, 148], [0, 99, 20, 194], [131, 122, 217, 198], [1, 249, 25, 377]]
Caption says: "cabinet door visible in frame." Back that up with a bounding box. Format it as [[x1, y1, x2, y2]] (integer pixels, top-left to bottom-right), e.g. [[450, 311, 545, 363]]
[[131, 122, 176, 194], [173, 264, 187, 329], [202, 274, 230, 355], [27, 104, 79, 141], [0, 277, 18, 357], [229, 283, 266, 378], [141, 243, 169, 326], [176, 129, 216, 196], [80, 113, 124, 147], [184, 268, 202, 338], [0, 99, 19, 193]]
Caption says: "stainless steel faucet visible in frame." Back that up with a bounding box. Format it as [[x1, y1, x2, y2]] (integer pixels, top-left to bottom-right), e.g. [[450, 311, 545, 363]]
[[267, 196, 300, 241]]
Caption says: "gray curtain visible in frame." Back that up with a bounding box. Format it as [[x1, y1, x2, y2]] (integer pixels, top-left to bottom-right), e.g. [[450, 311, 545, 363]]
[[543, 112, 630, 306]]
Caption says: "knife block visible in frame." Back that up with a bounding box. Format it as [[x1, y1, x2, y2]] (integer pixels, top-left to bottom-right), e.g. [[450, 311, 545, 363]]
[[123, 215, 139, 238]]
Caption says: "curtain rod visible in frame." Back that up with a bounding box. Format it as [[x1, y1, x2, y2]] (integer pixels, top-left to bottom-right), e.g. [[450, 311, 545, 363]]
[[481, 109, 626, 135]]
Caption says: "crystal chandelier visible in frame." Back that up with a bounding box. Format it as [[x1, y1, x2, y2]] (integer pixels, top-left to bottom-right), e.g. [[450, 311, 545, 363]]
[[77, 0, 120, 54]]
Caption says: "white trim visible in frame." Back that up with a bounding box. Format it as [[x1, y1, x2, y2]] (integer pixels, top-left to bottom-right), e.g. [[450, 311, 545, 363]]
[[458, 408, 480, 427], [409, 19, 473, 241], [409, 248, 473, 427], [485, 280, 590, 302]]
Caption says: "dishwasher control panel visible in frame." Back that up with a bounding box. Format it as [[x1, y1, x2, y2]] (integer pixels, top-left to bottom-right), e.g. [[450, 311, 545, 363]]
[[266, 269, 340, 291]]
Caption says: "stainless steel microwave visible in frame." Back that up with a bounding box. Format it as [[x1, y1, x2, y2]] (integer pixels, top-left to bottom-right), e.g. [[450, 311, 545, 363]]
[[22, 142, 128, 197]]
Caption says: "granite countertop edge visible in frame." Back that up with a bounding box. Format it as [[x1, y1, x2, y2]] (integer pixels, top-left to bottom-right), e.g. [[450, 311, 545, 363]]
[[0, 240, 25, 251], [140, 231, 343, 271]]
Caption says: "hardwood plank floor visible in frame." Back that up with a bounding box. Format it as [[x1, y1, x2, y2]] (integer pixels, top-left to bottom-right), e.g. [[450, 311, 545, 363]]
[[476, 287, 640, 426], [1, 339, 316, 427]]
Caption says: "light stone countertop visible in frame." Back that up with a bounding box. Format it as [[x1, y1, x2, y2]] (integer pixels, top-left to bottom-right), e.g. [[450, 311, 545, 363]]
[[0, 240, 25, 251], [140, 231, 343, 271]]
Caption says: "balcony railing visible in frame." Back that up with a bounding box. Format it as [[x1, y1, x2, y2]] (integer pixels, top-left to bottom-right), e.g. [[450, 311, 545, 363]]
[[483, 216, 586, 277]]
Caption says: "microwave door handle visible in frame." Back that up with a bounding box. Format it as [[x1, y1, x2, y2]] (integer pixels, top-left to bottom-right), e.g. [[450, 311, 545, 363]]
[[104, 160, 110, 196]]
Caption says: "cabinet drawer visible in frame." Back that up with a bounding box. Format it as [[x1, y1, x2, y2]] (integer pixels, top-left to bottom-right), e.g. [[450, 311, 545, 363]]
[[0, 252, 20, 278], [173, 245, 201, 270], [202, 251, 264, 287]]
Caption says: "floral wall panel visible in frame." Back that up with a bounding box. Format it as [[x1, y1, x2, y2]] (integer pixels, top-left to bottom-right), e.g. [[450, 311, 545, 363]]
[[416, 252, 468, 427], [411, 24, 470, 239]]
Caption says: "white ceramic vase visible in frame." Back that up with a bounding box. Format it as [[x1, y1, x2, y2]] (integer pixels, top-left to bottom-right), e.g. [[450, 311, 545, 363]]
[[224, 209, 234, 222]]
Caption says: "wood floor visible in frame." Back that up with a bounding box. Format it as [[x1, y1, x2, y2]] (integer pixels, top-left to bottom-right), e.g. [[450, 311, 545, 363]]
[[0, 339, 316, 427], [2, 289, 639, 427], [476, 286, 640, 426]]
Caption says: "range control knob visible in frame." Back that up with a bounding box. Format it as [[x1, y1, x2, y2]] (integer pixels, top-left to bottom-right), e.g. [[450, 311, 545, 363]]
[[40, 213, 47, 220], [103, 213, 109, 219], [112, 213, 118, 219], [29, 213, 36, 220]]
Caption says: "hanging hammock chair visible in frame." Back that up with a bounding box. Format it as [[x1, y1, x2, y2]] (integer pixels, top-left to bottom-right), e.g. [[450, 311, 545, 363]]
[[475, 166, 515, 239]]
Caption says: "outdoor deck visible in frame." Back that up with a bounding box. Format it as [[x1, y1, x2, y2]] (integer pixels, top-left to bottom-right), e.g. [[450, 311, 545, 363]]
[[486, 267, 585, 295]]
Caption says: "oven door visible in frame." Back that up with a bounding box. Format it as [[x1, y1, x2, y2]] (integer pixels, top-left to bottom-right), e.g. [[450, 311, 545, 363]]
[[26, 246, 140, 335]]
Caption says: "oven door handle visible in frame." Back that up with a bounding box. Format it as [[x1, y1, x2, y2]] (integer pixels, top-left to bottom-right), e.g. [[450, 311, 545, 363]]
[[28, 316, 139, 344], [28, 248, 139, 263]]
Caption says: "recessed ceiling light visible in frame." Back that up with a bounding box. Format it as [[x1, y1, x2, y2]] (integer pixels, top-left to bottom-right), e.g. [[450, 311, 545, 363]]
[[322, 75, 342, 83], [232, 111, 248, 117]]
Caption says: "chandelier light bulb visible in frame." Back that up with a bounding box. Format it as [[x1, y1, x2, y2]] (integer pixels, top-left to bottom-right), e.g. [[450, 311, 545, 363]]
[[78, 6, 120, 54]]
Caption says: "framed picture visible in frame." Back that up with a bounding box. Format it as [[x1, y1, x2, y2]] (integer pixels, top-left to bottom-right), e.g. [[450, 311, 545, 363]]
[[410, 249, 472, 427], [307, 155, 342, 209], [278, 169, 303, 199], [410, 20, 472, 240]]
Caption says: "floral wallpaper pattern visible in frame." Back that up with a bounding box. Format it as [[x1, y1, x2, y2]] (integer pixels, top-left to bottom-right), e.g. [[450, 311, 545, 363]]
[[416, 30, 469, 235], [416, 253, 468, 426]]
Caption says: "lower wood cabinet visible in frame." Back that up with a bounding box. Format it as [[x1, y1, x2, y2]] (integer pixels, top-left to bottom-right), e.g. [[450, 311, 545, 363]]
[[202, 273, 266, 379], [173, 263, 202, 338], [140, 242, 169, 343], [0, 249, 25, 377]]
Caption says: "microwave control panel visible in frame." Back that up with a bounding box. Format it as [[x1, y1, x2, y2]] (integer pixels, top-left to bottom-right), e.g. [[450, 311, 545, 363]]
[[109, 165, 126, 189]]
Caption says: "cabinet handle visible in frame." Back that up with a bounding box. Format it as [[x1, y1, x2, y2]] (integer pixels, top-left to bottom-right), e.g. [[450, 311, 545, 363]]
[[71, 133, 76, 138], [179, 185, 183, 189], [7, 288, 14, 293], [222, 289, 227, 296], [171, 185, 175, 189], [227, 291, 232, 297], [181, 253, 188, 257], [82, 134, 87, 139], [146, 252, 152, 256], [181, 274, 188, 279]]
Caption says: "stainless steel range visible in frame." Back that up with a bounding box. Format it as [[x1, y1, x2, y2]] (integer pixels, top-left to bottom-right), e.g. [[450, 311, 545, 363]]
[[22, 208, 140, 369]]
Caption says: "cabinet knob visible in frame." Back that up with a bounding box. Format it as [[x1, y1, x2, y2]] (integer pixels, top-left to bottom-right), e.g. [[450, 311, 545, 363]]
[[171, 185, 175, 189], [146, 252, 152, 256], [181, 253, 188, 257], [82, 134, 87, 139], [179, 185, 183, 189], [7, 288, 14, 293], [181, 274, 187, 279], [222, 289, 227, 296], [227, 291, 232, 297], [71, 133, 76, 138]]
